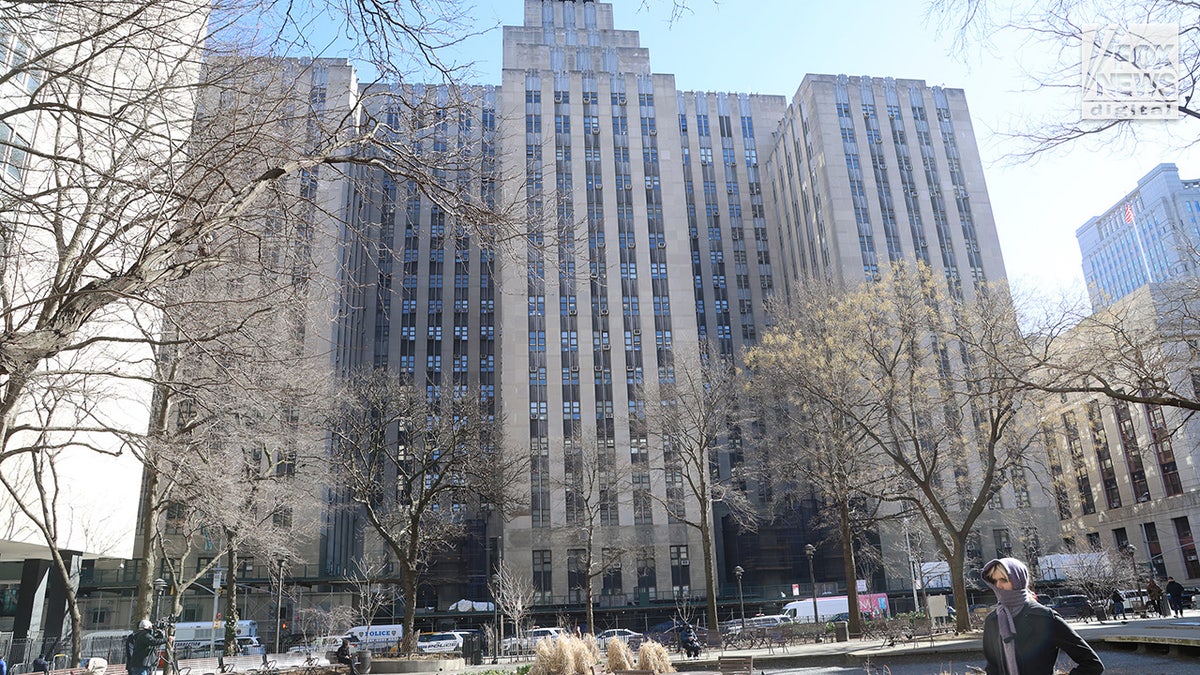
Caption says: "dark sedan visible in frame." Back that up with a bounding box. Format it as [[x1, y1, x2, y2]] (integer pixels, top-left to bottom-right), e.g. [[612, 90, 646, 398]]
[[1049, 594, 1095, 621]]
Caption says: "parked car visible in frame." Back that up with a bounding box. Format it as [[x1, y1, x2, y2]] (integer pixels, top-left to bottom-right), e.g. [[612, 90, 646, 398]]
[[1183, 587, 1198, 609], [1049, 594, 1095, 620], [417, 631, 468, 654], [595, 628, 641, 649], [645, 621, 706, 648], [501, 627, 564, 654]]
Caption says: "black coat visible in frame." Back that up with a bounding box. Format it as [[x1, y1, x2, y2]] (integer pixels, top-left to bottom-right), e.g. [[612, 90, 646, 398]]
[[983, 603, 1103, 675], [1166, 580, 1185, 598], [129, 629, 166, 668]]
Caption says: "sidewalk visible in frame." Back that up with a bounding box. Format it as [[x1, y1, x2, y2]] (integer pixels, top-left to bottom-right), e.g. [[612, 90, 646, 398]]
[[463, 612, 1200, 673]]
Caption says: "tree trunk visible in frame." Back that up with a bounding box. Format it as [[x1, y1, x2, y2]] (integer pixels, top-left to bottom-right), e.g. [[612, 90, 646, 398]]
[[700, 509, 719, 634], [136, 464, 163, 624], [225, 545, 239, 655], [839, 499, 862, 636], [949, 540, 971, 632], [401, 568, 419, 654]]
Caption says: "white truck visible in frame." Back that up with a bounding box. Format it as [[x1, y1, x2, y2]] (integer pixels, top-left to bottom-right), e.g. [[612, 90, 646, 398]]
[[782, 592, 890, 622]]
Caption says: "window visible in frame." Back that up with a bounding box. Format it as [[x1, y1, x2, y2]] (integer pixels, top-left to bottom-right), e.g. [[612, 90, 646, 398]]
[[533, 550, 553, 602], [0, 120, 28, 182], [670, 545, 690, 595]]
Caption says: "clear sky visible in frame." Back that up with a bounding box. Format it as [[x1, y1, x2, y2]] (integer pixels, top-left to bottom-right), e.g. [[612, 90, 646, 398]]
[[434, 0, 1200, 299]]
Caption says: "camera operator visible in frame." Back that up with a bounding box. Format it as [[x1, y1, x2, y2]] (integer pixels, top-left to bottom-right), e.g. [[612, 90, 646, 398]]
[[126, 620, 168, 675]]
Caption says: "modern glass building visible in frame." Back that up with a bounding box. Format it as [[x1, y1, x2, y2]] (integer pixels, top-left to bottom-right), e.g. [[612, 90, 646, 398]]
[[1078, 163, 1200, 310]]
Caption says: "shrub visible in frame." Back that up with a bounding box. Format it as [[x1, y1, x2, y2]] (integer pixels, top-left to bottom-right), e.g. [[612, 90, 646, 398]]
[[636, 640, 675, 674], [605, 638, 635, 671], [530, 634, 596, 675]]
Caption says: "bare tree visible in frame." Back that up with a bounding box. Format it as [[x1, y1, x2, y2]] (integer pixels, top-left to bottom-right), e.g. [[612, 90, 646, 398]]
[[747, 281, 909, 637], [492, 560, 536, 657], [927, 0, 1200, 156], [750, 262, 1044, 632], [343, 558, 403, 648], [1, 0, 519, 662], [640, 348, 754, 637], [327, 368, 525, 653]]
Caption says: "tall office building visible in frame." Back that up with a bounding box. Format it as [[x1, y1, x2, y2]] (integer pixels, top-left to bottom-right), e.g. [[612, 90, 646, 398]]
[[1078, 163, 1200, 311], [768, 74, 1006, 297], [325, 0, 1043, 612], [766, 74, 1061, 580], [78, 0, 1049, 631]]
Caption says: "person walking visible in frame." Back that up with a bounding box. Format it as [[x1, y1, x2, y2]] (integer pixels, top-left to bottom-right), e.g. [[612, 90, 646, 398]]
[[1166, 577, 1186, 617], [1147, 579, 1165, 617], [981, 557, 1104, 675], [1109, 589, 1127, 620], [126, 619, 167, 675], [1, 651, 8, 675], [32, 655, 50, 675], [336, 638, 357, 675]]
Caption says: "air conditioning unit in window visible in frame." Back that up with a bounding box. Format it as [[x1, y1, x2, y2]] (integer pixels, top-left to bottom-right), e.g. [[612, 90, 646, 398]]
[[600, 308, 609, 315], [602, 344, 610, 350], [594, 364, 603, 371], [632, 329, 641, 336], [658, 241, 667, 248], [649, 129, 657, 136], [569, 309, 577, 316], [591, 127, 600, 134], [571, 365, 579, 372], [680, 559, 690, 566]]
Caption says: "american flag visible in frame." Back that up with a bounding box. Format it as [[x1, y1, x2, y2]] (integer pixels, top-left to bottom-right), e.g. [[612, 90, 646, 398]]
[[1124, 203, 1135, 223]]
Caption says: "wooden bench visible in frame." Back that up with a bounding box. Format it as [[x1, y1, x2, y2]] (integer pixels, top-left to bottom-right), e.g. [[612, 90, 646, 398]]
[[47, 662, 128, 675], [717, 656, 753, 675]]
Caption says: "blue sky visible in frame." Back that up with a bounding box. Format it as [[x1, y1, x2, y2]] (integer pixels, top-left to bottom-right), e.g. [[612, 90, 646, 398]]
[[429, 1, 1200, 297]]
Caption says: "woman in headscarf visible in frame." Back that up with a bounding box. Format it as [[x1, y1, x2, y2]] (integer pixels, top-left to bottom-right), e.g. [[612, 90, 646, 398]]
[[981, 557, 1104, 675]]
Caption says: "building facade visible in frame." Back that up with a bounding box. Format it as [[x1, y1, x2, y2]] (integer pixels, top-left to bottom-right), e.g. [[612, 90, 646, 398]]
[[1078, 163, 1200, 311], [1037, 284, 1200, 583], [59, 0, 1075, 639]]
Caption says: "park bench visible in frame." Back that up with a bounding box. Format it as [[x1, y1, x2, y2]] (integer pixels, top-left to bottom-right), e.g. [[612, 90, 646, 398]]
[[717, 655, 753, 675]]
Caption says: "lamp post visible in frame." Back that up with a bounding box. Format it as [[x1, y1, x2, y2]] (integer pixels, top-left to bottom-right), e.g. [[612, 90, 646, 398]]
[[274, 558, 287, 654], [733, 566, 746, 629], [153, 578, 168, 623], [1121, 544, 1142, 616], [491, 573, 501, 664], [805, 544, 818, 624], [209, 568, 225, 657]]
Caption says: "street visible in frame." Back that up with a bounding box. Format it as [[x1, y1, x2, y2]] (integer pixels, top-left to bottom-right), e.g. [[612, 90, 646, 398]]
[[766, 646, 1190, 674]]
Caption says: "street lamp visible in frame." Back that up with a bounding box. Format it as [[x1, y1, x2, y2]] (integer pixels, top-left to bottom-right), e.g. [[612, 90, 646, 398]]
[[153, 578, 168, 623], [733, 566, 746, 629], [209, 568, 225, 657], [491, 573, 501, 664], [805, 544, 818, 624], [1121, 544, 1142, 616]]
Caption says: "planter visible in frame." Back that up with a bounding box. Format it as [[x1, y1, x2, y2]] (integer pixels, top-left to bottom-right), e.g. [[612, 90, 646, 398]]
[[368, 658, 466, 674]]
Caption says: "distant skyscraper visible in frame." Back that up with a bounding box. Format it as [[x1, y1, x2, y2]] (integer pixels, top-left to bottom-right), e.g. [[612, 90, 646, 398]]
[[1077, 163, 1200, 310]]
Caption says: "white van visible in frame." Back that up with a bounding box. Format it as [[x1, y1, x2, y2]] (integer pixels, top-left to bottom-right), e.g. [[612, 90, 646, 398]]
[[344, 624, 405, 651]]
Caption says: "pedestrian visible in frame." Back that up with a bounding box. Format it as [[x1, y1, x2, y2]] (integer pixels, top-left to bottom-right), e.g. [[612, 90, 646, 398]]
[[1, 651, 8, 675], [32, 655, 50, 675], [336, 638, 357, 675], [680, 626, 701, 659], [981, 557, 1104, 675], [126, 619, 167, 675], [1166, 576, 1185, 617], [1109, 589, 1127, 620], [1147, 579, 1165, 617]]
